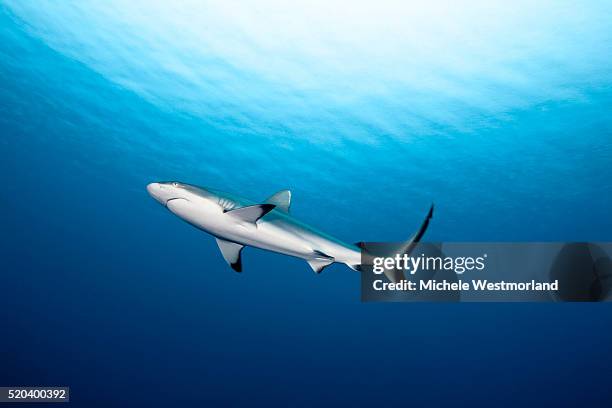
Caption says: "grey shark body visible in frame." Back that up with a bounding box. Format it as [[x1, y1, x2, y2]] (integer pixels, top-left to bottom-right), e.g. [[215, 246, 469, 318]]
[[147, 181, 432, 275]]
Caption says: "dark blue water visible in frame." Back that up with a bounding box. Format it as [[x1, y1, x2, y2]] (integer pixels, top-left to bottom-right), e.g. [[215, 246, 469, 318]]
[[1, 2, 612, 406]]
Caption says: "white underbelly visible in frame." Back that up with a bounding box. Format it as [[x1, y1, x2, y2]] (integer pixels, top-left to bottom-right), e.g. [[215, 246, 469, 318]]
[[169, 199, 360, 264], [223, 221, 316, 259]]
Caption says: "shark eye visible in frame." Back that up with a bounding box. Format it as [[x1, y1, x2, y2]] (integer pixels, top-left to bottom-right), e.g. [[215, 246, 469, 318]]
[[172, 182, 178, 187]]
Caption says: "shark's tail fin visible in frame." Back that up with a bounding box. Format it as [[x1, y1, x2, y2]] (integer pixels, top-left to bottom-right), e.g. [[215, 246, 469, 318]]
[[354, 204, 434, 282], [394, 203, 434, 258]]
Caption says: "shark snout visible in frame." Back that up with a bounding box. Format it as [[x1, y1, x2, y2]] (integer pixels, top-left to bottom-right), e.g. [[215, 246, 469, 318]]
[[147, 182, 168, 205]]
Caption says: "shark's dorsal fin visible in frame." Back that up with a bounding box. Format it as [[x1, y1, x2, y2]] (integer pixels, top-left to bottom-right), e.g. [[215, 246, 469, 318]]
[[225, 204, 275, 223], [265, 190, 291, 213], [306, 251, 334, 274], [215, 238, 244, 272]]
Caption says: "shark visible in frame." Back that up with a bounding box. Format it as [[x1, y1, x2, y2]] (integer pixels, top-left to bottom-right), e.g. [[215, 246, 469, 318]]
[[147, 181, 433, 277]]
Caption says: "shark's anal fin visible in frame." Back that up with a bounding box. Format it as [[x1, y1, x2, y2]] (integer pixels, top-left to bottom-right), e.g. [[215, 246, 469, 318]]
[[307, 251, 334, 274], [265, 190, 291, 213], [215, 238, 244, 272], [225, 204, 275, 224]]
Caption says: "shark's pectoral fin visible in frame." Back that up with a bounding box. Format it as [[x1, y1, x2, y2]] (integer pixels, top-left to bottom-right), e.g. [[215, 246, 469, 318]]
[[215, 238, 244, 272], [265, 190, 291, 213], [225, 204, 275, 224], [307, 251, 335, 274]]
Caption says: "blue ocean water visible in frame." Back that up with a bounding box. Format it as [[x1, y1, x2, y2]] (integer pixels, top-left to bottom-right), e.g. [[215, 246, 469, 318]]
[[1, 1, 612, 406]]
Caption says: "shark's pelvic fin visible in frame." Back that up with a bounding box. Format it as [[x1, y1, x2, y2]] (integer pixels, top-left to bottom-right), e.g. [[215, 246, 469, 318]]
[[307, 250, 334, 274], [265, 190, 291, 213], [215, 238, 244, 272], [225, 203, 275, 223]]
